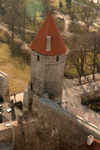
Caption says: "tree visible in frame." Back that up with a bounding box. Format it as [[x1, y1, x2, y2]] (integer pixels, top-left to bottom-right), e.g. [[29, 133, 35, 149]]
[[85, 32, 100, 80], [65, 0, 72, 10], [13, 0, 25, 34], [59, 0, 63, 9], [0, 0, 6, 15], [66, 34, 88, 84], [26, 0, 44, 31], [41, 0, 54, 16], [4, 0, 26, 40], [4, 0, 16, 40], [80, 7, 96, 32], [69, 7, 76, 26], [0, 0, 2, 8]]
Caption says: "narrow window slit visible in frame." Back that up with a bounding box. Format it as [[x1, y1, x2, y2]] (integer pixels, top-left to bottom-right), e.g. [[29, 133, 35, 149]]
[[31, 83, 33, 90], [56, 56, 59, 62], [37, 55, 40, 61]]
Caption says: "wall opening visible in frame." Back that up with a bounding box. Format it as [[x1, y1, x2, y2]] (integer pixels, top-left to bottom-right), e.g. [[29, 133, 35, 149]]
[[37, 55, 40, 61], [31, 83, 33, 90], [49, 93, 54, 100], [0, 96, 3, 103], [56, 56, 59, 62]]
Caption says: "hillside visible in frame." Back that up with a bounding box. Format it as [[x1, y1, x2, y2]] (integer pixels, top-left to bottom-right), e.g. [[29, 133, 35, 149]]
[[0, 42, 30, 95]]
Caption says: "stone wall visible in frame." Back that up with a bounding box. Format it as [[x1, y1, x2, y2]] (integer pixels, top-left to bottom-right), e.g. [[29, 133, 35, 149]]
[[0, 71, 10, 102], [24, 90, 100, 141], [30, 50, 65, 103], [1, 92, 100, 149]]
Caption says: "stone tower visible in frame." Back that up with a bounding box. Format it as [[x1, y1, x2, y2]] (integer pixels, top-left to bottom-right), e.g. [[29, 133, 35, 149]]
[[29, 14, 66, 104], [0, 71, 9, 102]]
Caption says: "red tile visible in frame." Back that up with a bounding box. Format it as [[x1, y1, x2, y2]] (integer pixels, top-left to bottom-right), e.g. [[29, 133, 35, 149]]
[[30, 13, 66, 55]]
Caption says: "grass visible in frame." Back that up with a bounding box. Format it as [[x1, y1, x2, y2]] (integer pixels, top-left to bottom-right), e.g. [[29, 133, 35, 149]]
[[58, 1, 84, 14], [0, 42, 30, 95], [51, 0, 66, 8], [25, 18, 43, 32], [76, 0, 100, 10]]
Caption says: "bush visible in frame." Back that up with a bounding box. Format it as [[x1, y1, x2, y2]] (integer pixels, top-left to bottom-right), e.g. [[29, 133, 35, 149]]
[[68, 22, 86, 33], [54, 17, 65, 32], [0, 6, 6, 15], [9, 40, 31, 64], [0, 29, 10, 43], [91, 105, 100, 112]]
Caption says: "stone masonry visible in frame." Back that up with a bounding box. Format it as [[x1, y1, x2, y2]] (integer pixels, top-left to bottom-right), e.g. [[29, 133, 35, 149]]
[[30, 50, 65, 103], [0, 71, 9, 102]]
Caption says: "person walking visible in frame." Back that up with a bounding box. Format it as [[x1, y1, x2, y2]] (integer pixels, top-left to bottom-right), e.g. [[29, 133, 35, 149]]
[[14, 94, 16, 103]]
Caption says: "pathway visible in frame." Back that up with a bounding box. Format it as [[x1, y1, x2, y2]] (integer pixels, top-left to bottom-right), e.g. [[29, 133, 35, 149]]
[[62, 73, 100, 128], [10, 92, 24, 103]]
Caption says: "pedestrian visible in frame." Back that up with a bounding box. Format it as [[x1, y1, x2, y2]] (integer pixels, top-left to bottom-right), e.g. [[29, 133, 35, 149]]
[[89, 104, 91, 109], [14, 94, 16, 103]]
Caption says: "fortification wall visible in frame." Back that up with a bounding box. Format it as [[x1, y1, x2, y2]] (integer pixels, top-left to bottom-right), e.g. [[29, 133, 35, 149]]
[[24, 91, 100, 141], [1, 92, 100, 149], [0, 71, 9, 102]]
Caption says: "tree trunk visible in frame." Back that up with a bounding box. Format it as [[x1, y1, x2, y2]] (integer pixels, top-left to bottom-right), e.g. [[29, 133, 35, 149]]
[[93, 70, 95, 80], [81, 57, 84, 75], [23, 8, 26, 40], [79, 75, 81, 84]]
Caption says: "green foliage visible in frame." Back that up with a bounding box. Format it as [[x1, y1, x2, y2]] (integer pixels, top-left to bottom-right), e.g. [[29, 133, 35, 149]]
[[76, 0, 100, 10], [26, 0, 44, 19], [91, 105, 100, 112]]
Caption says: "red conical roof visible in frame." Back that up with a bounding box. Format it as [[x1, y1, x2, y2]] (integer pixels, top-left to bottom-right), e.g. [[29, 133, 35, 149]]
[[30, 13, 66, 55]]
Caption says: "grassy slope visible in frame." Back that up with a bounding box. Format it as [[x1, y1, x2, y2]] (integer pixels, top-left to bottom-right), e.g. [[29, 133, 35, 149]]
[[0, 42, 30, 95]]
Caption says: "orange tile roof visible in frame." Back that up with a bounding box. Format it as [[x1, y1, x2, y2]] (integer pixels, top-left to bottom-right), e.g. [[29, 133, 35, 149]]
[[77, 139, 100, 150], [30, 13, 66, 55]]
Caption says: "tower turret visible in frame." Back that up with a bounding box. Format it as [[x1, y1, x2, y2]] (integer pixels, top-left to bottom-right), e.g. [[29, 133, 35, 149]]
[[29, 14, 66, 104]]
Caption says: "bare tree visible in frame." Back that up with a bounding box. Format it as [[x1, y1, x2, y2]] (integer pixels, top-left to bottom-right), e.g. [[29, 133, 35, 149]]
[[80, 7, 96, 32], [4, 0, 26, 40], [41, 0, 54, 16], [86, 32, 100, 80], [66, 34, 88, 83]]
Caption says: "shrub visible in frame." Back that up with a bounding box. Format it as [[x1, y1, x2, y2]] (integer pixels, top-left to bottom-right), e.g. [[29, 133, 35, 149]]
[[9, 40, 31, 64], [0, 29, 10, 43], [91, 105, 100, 112]]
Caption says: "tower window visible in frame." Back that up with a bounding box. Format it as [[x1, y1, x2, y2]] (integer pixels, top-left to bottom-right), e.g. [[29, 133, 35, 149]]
[[31, 83, 33, 90], [37, 55, 40, 61], [46, 36, 51, 51], [56, 56, 59, 62]]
